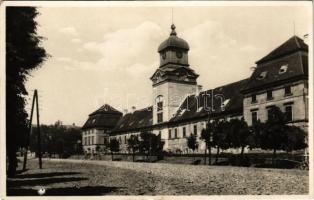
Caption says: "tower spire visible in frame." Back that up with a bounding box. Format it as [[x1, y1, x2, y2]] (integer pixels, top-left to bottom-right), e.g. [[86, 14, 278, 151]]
[[170, 24, 177, 36]]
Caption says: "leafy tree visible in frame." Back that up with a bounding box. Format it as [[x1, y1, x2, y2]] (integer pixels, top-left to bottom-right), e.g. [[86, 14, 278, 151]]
[[30, 122, 81, 158], [256, 106, 307, 165], [187, 134, 198, 160], [6, 7, 48, 177], [139, 131, 164, 160], [259, 106, 288, 164], [127, 135, 140, 162], [200, 128, 210, 165], [284, 126, 307, 152], [229, 118, 252, 158], [211, 119, 230, 163], [109, 138, 120, 161]]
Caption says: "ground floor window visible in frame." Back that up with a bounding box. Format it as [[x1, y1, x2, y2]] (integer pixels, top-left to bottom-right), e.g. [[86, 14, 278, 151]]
[[285, 105, 293, 122], [251, 111, 257, 125]]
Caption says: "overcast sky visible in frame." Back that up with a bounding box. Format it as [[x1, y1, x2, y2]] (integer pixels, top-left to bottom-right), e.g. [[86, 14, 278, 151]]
[[25, 4, 311, 126]]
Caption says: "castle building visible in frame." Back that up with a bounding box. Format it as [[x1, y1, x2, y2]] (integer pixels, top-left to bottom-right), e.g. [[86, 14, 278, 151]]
[[81, 24, 309, 154]]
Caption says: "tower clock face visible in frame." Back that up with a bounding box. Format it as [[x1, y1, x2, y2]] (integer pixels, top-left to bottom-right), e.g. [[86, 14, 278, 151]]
[[176, 51, 183, 59]]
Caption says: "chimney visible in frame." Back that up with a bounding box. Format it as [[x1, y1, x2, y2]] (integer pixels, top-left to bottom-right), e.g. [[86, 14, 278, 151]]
[[131, 106, 136, 113]]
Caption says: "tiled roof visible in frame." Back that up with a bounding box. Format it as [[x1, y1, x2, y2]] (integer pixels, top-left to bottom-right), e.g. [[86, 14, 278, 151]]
[[256, 36, 308, 64], [82, 104, 122, 130], [111, 106, 153, 134], [242, 37, 308, 93], [170, 79, 249, 123]]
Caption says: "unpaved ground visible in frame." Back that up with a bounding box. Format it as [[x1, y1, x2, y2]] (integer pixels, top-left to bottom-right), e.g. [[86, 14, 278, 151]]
[[7, 158, 309, 195]]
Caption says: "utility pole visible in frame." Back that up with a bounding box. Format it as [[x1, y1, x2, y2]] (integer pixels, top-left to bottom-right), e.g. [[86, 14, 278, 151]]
[[23, 91, 36, 171], [22, 89, 42, 170], [35, 90, 42, 169]]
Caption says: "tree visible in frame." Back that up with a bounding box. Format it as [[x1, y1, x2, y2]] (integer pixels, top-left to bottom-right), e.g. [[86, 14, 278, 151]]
[[6, 7, 48, 177], [284, 126, 307, 153], [187, 134, 198, 160], [259, 106, 288, 165], [139, 131, 164, 161], [29, 122, 81, 158], [127, 135, 140, 162], [200, 120, 216, 165], [229, 118, 252, 159], [211, 119, 230, 163], [109, 138, 120, 161]]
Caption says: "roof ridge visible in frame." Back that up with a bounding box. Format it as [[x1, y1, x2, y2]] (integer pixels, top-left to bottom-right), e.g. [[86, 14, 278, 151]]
[[294, 36, 301, 48]]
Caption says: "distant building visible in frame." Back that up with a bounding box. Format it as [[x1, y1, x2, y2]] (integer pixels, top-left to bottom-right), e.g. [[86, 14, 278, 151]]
[[82, 24, 308, 154], [82, 104, 122, 153]]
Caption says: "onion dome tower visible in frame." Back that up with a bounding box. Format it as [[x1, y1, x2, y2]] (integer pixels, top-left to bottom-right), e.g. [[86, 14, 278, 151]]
[[151, 24, 200, 125]]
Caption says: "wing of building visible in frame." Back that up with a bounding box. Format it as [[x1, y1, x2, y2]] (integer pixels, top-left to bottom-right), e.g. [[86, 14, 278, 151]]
[[81, 26, 308, 154]]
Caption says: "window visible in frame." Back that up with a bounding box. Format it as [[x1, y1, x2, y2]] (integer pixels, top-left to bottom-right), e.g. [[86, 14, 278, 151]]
[[157, 102, 163, 111], [124, 135, 127, 144], [267, 90, 273, 100], [157, 113, 163, 123], [251, 94, 257, 103], [174, 129, 178, 138], [285, 106, 293, 122], [156, 95, 163, 123], [252, 111, 258, 125], [168, 130, 172, 139], [279, 64, 288, 74], [91, 136, 94, 145], [183, 127, 186, 137], [285, 86, 292, 96], [257, 71, 267, 80], [193, 125, 197, 135]]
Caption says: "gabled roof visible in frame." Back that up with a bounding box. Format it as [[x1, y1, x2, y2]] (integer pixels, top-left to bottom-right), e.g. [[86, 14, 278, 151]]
[[89, 104, 122, 116], [256, 36, 308, 64], [242, 36, 308, 93], [82, 104, 122, 130], [170, 79, 249, 123], [111, 106, 153, 134]]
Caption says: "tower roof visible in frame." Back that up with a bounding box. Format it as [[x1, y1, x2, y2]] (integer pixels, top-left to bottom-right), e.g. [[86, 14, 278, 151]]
[[82, 104, 122, 130], [158, 24, 189, 52]]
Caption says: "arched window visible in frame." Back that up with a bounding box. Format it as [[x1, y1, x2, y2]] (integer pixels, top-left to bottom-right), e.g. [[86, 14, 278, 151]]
[[156, 95, 164, 123]]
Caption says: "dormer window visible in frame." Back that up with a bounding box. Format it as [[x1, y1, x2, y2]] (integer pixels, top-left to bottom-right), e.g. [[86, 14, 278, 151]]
[[196, 107, 203, 112], [178, 109, 187, 116], [279, 64, 288, 74], [257, 71, 267, 80]]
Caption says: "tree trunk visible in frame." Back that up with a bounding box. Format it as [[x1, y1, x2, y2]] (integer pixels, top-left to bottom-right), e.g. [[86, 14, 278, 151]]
[[204, 145, 207, 165], [215, 147, 220, 164], [132, 149, 135, 162], [241, 145, 245, 158], [7, 149, 17, 177], [208, 144, 211, 165], [111, 152, 114, 161], [272, 148, 277, 166]]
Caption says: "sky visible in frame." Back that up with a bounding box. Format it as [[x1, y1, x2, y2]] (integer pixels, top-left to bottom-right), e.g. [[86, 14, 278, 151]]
[[25, 4, 311, 126]]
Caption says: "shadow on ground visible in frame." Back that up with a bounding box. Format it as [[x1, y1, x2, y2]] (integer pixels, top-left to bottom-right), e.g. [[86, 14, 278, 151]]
[[15, 172, 81, 179], [7, 177, 87, 187], [7, 186, 121, 196]]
